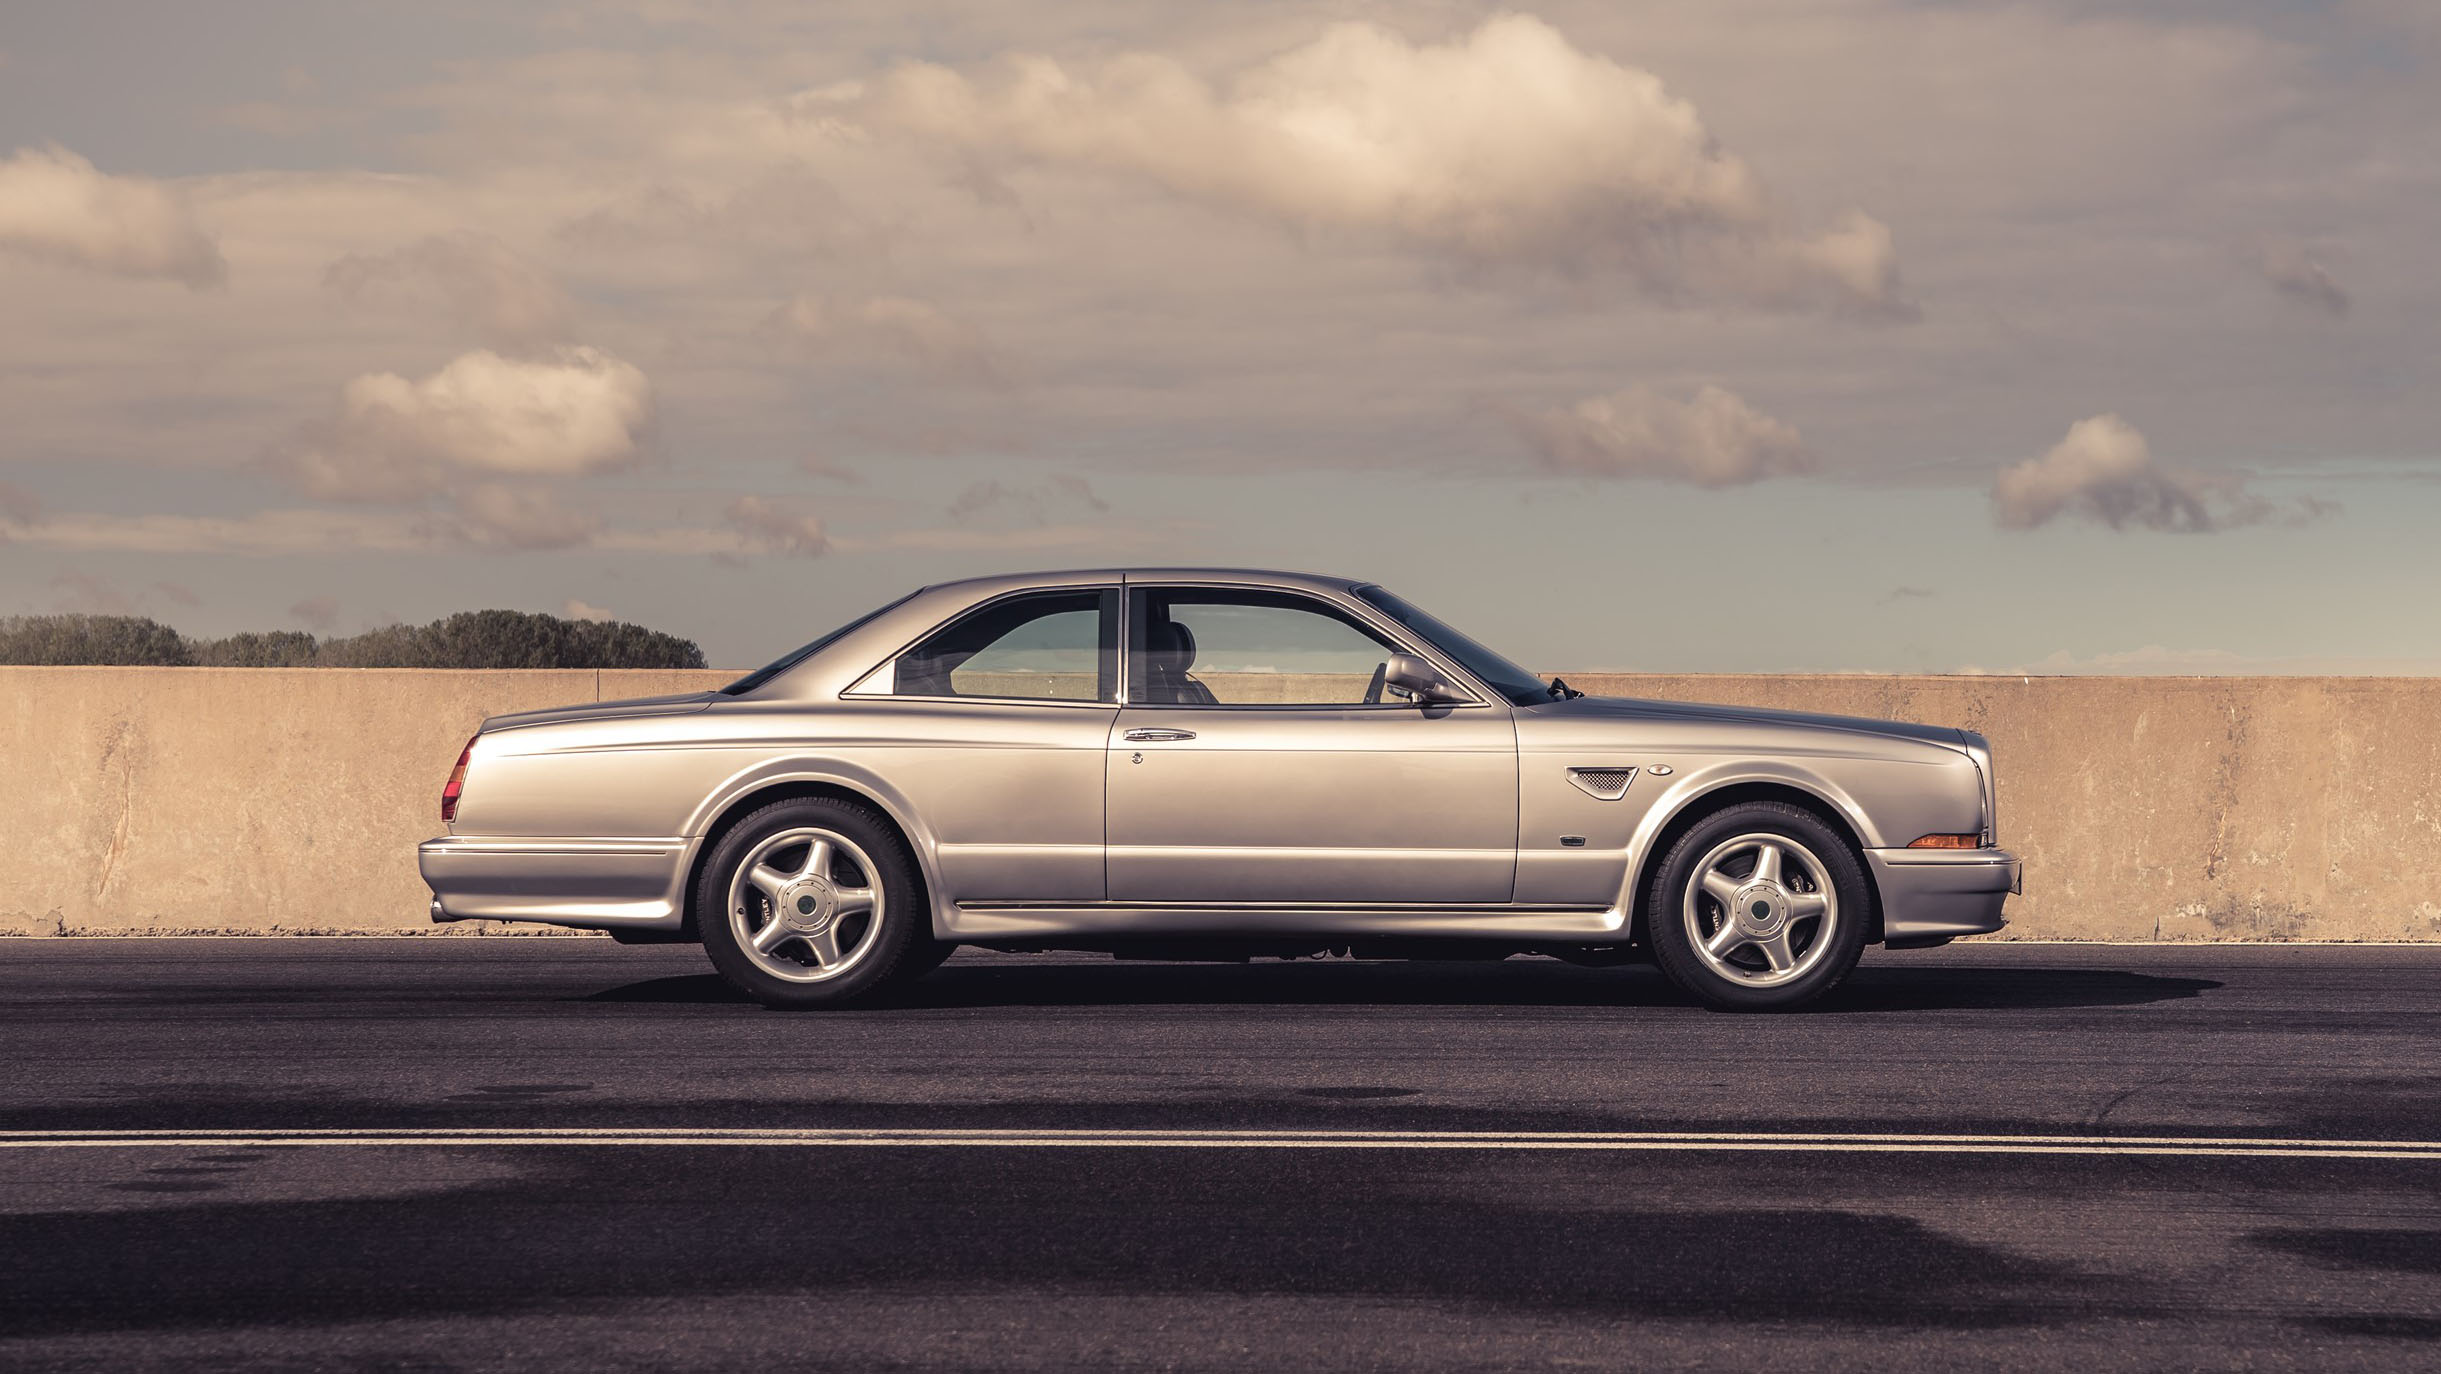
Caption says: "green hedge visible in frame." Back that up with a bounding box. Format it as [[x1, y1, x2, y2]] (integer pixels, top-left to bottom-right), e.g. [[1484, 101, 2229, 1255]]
[[0, 611, 706, 670]]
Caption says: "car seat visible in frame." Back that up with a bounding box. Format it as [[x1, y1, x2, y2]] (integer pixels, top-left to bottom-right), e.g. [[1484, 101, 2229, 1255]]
[[1144, 619, 1219, 705]]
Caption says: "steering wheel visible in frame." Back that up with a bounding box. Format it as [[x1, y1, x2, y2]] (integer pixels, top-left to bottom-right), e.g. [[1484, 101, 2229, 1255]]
[[1362, 660, 1387, 705]]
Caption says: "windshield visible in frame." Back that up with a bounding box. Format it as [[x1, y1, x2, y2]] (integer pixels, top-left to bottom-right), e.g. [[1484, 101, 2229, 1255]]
[[720, 590, 920, 696], [1352, 585, 1555, 707]]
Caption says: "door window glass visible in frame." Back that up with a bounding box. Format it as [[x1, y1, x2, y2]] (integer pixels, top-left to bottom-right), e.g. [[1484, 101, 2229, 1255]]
[[887, 589, 1117, 701], [1130, 590, 1406, 706]]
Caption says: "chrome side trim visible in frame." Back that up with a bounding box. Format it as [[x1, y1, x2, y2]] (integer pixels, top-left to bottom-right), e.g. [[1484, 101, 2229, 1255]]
[[944, 901, 1626, 942], [1124, 576, 1494, 708], [1106, 846, 1515, 860], [960, 900, 1606, 912], [421, 837, 686, 858], [841, 580, 1124, 702]]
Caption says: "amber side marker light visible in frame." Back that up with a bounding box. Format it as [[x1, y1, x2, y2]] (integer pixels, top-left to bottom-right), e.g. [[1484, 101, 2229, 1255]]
[[1907, 833, 1983, 849], [440, 735, 477, 823]]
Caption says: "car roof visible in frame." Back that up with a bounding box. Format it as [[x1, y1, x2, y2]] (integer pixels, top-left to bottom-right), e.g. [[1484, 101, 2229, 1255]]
[[915, 567, 1370, 599], [732, 567, 1411, 701]]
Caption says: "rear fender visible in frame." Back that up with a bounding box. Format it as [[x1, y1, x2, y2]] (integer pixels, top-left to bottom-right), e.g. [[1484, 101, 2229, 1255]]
[[682, 757, 952, 938]]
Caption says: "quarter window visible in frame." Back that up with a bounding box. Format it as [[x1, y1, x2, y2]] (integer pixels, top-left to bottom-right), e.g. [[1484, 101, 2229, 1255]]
[[1129, 589, 1409, 706], [882, 589, 1117, 702]]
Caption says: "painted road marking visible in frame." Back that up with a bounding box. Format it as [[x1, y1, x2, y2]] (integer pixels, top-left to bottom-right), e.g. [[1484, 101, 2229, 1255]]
[[2, 1128, 2439, 1160]]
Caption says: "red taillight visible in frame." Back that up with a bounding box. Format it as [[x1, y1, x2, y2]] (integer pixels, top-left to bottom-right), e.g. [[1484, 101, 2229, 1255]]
[[1907, 833, 1982, 849], [440, 735, 476, 823]]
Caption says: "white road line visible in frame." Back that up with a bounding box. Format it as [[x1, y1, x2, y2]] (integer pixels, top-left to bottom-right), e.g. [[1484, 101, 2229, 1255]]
[[2, 1128, 2437, 1160]]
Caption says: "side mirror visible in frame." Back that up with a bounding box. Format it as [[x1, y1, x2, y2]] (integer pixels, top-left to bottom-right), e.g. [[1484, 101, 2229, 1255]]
[[1384, 654, 1467, 705]]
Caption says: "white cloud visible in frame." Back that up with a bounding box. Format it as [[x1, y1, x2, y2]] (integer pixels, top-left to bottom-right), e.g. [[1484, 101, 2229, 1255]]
[[827, 14, 1904, 311], [4, 503, 754, 560], [283, 346, 654, 500], [1991, 413, 2332, 532], [0, 485, 1157, 563], [562, 598, 616, 623], [724, 494, 829, 557], [766, 292, 1008, 384], [324, 231, 576, 348], [2, 508, 448, 555], [0, 144, 226, 288], [1503, 383, 1811, 485], [447, 481, 603, 550], [556, 168, 875, 265], [1, 1, 2433, 674]]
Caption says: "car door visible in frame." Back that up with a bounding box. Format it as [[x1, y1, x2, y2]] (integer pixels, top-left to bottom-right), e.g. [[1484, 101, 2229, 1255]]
[[844, 585, 1120, 903], [1105, 584, 1518, 904]]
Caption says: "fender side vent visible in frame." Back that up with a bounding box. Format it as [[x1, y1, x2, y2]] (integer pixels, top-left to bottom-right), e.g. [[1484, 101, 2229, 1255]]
[[1566, 767, 1637, 801]]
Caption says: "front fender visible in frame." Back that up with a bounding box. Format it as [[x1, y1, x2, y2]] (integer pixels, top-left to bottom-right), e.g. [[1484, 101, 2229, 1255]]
[[1612, 760, 1881, 919]]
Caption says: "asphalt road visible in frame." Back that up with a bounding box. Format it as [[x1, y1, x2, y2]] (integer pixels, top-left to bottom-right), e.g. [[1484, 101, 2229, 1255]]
[[2, 939, 2438, 1370]]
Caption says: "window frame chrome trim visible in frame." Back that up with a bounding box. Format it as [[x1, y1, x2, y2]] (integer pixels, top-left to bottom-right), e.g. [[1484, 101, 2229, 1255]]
[[839, 581, 1125, 708], [1118, 579, 1495, 712]]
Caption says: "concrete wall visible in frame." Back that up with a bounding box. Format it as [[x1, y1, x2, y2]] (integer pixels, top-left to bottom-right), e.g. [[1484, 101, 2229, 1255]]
[[6, 667, 2437, 940], [5, 668, 722, 937]]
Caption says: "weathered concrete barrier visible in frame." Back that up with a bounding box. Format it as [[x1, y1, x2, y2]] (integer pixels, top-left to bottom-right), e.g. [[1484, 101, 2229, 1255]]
[[6, 668, 720, 937], [5, 667, 2436, 940]]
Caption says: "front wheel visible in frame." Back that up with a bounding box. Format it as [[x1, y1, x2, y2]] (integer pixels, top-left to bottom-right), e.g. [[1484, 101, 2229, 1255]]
[[696, 798, 924, 1009], [1645, 801, 1869, 1011]]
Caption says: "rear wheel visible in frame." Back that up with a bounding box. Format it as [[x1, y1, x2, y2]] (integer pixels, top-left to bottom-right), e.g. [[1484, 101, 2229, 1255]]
[[697, 798, 923, 1009], [1645, 801, 1868, 1011]]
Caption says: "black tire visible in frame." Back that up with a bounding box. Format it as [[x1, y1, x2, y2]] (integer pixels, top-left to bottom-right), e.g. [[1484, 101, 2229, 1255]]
[[1644, 800, 1869, 1011], [889, 937, 958, 984], [696, 797, 924, 1009]]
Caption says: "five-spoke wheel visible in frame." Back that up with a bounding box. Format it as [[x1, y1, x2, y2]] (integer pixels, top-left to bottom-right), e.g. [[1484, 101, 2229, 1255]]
[[1647, 801, 1869, 1010], [728, 827, 885, 982], [1683, 833, 1838, 988], [697, 797, 923, 1008]]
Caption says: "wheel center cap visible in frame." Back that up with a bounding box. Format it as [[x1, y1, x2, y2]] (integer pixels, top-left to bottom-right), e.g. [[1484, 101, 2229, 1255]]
[[780, 879, 833, 933], [1733, 884, 1788, 937]]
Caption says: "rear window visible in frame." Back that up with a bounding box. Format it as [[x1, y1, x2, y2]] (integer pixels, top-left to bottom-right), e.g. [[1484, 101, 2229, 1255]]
[[720, 591, 919, 696]]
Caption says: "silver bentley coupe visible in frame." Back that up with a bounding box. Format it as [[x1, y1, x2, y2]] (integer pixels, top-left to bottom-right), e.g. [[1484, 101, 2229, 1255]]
[[421, 568, 2019, 1010]]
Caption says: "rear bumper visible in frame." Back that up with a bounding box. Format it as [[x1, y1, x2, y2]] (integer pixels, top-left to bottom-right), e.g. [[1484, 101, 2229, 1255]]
[[1866, 847, 2020, 946], [419, 835, 693, 933]]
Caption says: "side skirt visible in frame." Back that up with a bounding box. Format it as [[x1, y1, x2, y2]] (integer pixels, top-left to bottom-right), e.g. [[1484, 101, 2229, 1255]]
[[945, 900, 1627, 944]]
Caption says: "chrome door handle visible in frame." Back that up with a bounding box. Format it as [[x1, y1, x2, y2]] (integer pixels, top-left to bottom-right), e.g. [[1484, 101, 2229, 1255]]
[[1123, 728, 1197, 743]]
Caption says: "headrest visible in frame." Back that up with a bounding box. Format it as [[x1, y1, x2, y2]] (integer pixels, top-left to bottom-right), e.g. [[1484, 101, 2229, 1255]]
[[1148, 618, 1196, 666]]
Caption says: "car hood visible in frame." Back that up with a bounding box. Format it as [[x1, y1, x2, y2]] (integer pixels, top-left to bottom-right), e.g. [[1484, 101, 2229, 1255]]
[[483, 691, 717, 733], [1525, 693, 1971, 754]]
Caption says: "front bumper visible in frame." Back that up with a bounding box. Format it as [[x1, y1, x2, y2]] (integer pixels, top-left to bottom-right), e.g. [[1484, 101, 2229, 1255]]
[[1866, 847, 2020, 947], [419, 835, 693, 933]]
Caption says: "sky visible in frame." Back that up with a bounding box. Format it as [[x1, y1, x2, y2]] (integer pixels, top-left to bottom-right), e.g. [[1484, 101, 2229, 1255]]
[[1, 0, 2436, 672]]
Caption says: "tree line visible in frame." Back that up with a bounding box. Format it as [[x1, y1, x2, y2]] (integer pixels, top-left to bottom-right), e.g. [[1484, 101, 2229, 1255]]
[[0, 610, 707, 669]]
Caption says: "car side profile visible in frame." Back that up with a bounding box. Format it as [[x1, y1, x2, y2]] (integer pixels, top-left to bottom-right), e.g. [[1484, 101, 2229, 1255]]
[[420, 569, 2020, 1010]]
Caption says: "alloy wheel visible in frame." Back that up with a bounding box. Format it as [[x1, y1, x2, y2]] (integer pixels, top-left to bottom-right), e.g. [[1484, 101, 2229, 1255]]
[[1679, 831, 1840, 989], [726, 826, 886, 983]]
